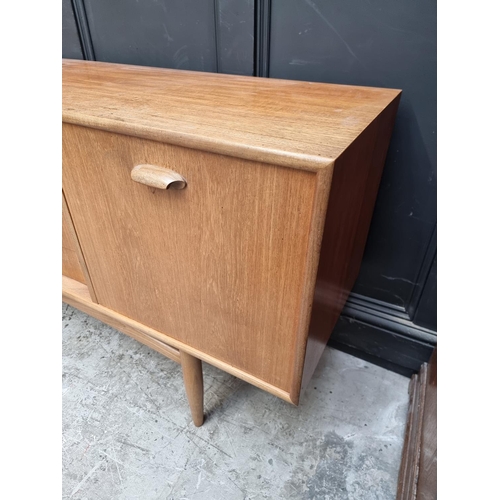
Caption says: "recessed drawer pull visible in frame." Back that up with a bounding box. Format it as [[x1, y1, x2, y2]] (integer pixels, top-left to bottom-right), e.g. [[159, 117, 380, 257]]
[[131, 164, 187, 190]]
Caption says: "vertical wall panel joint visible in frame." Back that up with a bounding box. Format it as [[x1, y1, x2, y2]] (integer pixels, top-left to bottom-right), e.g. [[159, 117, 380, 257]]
[[71, 0, 96, 60], [407, 224, 437, 321], [254, 0, 271, 77], [213, 0, 220, 73]]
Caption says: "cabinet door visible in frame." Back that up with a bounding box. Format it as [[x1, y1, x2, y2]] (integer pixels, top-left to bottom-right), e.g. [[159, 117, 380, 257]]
[[62, 193, 85, 284], [62, 124, 317, 393]]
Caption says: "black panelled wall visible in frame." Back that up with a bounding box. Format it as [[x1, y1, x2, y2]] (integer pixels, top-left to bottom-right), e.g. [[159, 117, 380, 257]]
[[62, 0, 437, 375], [62, 0, 83, 60]]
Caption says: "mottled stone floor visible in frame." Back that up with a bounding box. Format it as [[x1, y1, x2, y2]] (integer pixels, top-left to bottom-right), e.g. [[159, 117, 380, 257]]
[[62, 303, 409, 500]]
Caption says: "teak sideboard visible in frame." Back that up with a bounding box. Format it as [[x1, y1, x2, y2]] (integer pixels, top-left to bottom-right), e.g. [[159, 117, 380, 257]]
[[62, 60, 401, 426]]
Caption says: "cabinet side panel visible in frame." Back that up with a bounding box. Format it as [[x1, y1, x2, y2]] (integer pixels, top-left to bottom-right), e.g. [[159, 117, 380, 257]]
[[300, 96, 401, 394]]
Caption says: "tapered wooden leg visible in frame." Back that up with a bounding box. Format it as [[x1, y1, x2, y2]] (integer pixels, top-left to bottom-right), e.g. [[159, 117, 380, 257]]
[[180, 351, 204, 427]]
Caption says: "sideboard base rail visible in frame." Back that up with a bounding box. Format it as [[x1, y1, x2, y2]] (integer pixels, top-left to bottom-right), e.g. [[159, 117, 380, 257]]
[[62, 275, 294, 427]]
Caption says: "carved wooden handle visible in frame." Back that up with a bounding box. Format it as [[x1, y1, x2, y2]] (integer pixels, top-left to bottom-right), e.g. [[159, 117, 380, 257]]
[[131, 164, 187, 190]]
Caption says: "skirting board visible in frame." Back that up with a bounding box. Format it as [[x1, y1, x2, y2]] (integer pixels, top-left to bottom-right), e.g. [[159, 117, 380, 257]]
[[329, 315, 435, 377]]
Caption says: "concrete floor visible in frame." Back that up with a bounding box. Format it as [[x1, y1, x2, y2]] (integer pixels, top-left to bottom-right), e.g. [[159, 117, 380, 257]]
[[62, 303, 409, 500]]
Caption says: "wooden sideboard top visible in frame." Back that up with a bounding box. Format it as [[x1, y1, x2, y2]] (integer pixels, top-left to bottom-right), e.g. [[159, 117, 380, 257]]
[[63, 59, 401, 171]]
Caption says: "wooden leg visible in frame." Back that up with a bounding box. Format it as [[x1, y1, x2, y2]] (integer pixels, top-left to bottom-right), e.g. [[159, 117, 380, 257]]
[[180, 351, 204, 427]]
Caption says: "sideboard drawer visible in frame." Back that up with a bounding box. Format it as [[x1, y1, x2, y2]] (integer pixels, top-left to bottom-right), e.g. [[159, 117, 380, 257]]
[[63, 123, 318, 393]]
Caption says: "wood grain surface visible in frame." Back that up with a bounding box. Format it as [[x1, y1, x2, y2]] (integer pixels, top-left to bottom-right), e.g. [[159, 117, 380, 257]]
[[63, 124, 317, 394], [62, 60, 401, 405], [299, 95, 401, 398], [62, 191, 98, 302], [63, 277, 181, 364], [63, 60, 401, 171], [417, 349, 436, 499], [62, 195, 85, 284], [131, 164, 187, 190], [62, 276, 292, 403], [180, 351, 204, 427]]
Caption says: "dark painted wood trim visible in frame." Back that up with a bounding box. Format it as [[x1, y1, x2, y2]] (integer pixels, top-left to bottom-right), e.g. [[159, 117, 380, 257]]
[[213, 0, 220, 73], [347, 292, 409, 319], [254, 0, 271, 76], [329, 343, 417, 378], [63, 0, 84, 59], [342, 294, 437, 345], [407, 224, 437, 322], [329, 315, 434, 375], [71, 0, 95, 60]]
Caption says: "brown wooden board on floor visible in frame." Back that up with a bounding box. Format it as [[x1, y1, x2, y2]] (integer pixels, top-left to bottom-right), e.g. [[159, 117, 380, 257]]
[[397, 349, 436, 499]]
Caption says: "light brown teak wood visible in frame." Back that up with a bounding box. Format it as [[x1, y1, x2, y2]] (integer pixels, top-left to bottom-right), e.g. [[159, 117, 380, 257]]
[[180, 352, 204, 427], [62, 275, 291, 402], [62, 195, 85, 284], [130, 164, 187, 190], [62, 59, 401, 425], [62, 192, 98, 302]]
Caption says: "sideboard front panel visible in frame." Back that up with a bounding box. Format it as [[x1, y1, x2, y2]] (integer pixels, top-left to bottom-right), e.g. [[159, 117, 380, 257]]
[[62, 194, 86, 284], [62, 124, 317, 392]]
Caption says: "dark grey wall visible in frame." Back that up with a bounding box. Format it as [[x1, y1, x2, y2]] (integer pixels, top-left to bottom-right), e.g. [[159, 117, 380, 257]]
[[62, 0, 83, 59], [261, 0, 437, 373], [63, 0, 437, 374], [63, 0, 254, 75]]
